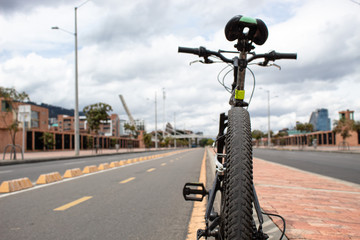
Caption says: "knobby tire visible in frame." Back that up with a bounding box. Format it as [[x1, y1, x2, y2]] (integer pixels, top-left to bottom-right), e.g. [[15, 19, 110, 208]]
[[221, 107, 253, 240]]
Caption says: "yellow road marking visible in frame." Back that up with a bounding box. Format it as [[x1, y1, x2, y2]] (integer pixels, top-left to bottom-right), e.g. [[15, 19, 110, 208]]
[[120, 177, 135, 184], [161, 163, 167, 166], [54, 196, 92, 211], [147, 168, 156, 172]]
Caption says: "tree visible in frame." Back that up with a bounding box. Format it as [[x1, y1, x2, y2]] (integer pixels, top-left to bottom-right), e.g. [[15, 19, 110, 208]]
[[143, 132, 153, 148], [296, 122, 313, 132], [199, 138, 214, 147], [164, 136, 173, 147], [0, 87, 29, 159], [252, 130, 265, 140], [252, 130, 265, 146], [41, 132, 54, 150], [333, 118, 360, 149], [83, 102, 113, 153], [273, 131, 288, 146], [124, 123, 138, 138]]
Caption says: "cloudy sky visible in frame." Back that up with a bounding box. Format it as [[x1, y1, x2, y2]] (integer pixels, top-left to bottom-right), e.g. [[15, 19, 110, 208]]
[[1, 0, 360, 136]]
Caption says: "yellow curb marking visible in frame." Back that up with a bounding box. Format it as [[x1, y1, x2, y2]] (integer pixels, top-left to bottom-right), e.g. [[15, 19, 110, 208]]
[[161, 163, 167, 166], [120, 177, 136, 184], [186, 150, 207, 240], [147, 168, 156, 173], [54, 196, 93, 211]]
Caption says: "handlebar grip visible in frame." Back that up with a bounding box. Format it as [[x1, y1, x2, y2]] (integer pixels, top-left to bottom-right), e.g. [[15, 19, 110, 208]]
[[178, 47, 200, 55], [276, 52, 297, 60]]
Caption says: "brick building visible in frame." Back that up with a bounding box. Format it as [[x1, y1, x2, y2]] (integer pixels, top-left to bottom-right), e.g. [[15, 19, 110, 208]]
[[1, 98, 49, 153], [1, 98, 140, 153], [273, 110, 360, 148], [55, 113, 120, 137]]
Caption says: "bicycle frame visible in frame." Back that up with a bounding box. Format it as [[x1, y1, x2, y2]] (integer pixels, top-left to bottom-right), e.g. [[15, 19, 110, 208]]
[[180, 34, 296, 240]]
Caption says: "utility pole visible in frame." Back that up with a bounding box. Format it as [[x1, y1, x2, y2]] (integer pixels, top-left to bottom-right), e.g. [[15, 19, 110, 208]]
[[267, 90, 271, 147], [53, 0, 90, 156], [73, 6, 80, 156], [155, 92, 158, 149], [174, 112, 177, 148], [163, 88, 166, 138]]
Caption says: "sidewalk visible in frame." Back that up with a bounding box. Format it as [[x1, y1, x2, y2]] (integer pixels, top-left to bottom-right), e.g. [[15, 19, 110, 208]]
[[254, 157, 360, 239], [0, 148, 165, 165]]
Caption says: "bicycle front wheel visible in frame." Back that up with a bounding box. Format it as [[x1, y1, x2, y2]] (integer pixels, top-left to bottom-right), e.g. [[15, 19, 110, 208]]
[[221, 107, 253, 240]]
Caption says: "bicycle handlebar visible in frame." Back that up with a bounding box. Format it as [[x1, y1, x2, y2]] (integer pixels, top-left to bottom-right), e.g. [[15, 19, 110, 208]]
[[178, 47, 201, 55], [178, 46, 297, 64]]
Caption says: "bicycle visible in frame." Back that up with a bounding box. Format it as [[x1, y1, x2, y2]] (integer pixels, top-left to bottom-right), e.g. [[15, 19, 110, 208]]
[[179, 15, 297, 240]]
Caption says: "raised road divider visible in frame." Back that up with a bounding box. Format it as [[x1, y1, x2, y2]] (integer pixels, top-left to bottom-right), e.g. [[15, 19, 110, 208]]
[[0, 149, 191, 194], [36, 172, 62, 184], [98, 163, 110, 171], [82, 165, 99, 174], [0, 177, 33, 193], [109, 161, 120, 168], [63, 168, 83, 178]]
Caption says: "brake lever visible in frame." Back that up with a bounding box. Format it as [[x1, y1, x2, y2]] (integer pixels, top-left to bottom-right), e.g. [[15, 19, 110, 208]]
[[189, 60, 203, 65], [189, 58, 214, 65], [204, 57, 214, 64], [270, 63, 281, 70], [257, 61, 281, 70]]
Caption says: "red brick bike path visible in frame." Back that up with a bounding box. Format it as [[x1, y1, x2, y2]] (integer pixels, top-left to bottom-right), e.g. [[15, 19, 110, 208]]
[[254, 157, 360, 239]]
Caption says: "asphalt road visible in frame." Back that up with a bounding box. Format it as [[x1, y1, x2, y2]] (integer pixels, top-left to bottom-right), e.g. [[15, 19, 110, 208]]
[[253, 148, 360, 184], [0, 149, 204, 240]]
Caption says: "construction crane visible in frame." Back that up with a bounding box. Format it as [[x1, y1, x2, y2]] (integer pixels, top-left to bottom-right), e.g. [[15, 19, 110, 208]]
[[119, 94, 137, 130]]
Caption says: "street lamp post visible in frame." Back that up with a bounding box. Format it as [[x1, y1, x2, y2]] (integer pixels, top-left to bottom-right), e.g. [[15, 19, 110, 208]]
[[52, 0, 89, 156], [259, 87, 271, 147], [266, 90, 271, 147], [174, 112, 177, 148], [73, 6, 80, 156], [155, 92, 158, 149], [162, 88, 166, 138]]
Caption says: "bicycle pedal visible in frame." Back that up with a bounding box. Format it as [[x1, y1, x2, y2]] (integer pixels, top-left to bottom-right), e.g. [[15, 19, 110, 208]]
[[183, 182, 208, 202]]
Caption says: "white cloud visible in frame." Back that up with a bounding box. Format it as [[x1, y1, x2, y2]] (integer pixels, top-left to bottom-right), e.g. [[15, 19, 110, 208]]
[[1, 0, 360, 136]]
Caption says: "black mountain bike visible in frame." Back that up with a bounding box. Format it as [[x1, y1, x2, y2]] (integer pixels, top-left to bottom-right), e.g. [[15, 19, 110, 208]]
[[180, 15, 297, 240]]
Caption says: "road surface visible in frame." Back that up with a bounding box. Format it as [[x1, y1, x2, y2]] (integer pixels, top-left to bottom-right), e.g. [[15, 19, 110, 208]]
[[0, 149, 203, 240]]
